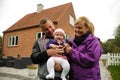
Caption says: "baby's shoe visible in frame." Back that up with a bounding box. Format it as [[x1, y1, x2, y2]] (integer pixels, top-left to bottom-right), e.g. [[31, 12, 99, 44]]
[[61, 77, 66, 80], [46, 74, 54, 79]]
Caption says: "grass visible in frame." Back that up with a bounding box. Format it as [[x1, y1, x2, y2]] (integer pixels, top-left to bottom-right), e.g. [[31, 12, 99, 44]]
[[27, 64, 37, 69], [107, 65, 120, 80]]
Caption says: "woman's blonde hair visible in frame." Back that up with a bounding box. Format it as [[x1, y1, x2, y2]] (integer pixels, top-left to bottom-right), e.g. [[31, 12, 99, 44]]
[[74, 16, 94, 35]]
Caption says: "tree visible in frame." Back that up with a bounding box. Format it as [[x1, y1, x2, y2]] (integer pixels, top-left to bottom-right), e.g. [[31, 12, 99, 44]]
[[101, 42, 113, 54], [0, 36, 2, 44], [101, 24, 120, 53], [113, 25, 120, 47]]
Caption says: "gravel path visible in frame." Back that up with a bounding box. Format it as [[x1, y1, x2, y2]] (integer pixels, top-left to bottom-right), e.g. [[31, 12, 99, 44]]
[[0, 73, 33, 80]]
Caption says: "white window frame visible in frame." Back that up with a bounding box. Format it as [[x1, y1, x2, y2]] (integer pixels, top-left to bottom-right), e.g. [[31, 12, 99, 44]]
[[65, 34, 70, 40], [36, 32, 43, 39], [69, 15, 74, 27], [8, 36, 18, 47]]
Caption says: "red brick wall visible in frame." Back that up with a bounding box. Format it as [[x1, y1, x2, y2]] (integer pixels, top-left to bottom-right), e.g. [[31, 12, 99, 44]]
[[2, 26, 41, 58], [57, 5, 76, 38]]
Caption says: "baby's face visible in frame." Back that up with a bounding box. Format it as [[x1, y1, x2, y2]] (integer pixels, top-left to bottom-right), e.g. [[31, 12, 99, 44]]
[[54, 32, 64, 42]]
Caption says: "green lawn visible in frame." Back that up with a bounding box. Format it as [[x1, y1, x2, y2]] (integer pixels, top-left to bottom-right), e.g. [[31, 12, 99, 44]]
[[107, 65, 120, 80]]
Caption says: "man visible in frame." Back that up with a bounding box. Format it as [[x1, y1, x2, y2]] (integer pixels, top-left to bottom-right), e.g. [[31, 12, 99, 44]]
[[31, 18, 63, 80]]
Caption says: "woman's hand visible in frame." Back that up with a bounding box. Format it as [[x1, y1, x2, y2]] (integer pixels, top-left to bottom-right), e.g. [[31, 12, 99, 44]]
[[64, 44, 72, 54]]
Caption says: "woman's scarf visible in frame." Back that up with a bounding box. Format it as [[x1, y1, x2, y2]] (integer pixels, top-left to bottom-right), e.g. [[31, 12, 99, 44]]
[[74, 32, 90, 46]]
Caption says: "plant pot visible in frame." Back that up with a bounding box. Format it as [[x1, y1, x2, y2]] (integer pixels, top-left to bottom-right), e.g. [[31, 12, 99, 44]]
[[102, 59, 106, 66]]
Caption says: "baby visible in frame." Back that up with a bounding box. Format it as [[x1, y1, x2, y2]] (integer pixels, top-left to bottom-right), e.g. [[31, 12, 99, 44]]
[[46, 28, 70, 80]]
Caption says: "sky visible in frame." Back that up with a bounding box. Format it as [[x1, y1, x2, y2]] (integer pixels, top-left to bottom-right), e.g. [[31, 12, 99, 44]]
[[0, 0, 120, 42]]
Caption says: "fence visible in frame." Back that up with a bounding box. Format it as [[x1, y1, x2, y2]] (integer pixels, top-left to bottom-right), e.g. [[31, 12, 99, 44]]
[[100, 52, 120, 66]]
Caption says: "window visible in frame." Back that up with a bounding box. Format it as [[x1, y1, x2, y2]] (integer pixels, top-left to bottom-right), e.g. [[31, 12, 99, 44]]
[[36, 32, 44, 39], [65, 34, 70, 40], [69, 15, 74, 27], [8, 36, 18, 46]]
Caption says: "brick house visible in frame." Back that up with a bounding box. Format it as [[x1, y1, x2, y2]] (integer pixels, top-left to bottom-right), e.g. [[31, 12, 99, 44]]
[[2, 2, 76, 58], [0, 44, 2, 57]]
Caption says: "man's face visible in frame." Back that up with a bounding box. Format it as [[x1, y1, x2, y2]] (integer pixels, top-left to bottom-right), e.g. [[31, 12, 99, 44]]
[[42, 21, 55, 37]]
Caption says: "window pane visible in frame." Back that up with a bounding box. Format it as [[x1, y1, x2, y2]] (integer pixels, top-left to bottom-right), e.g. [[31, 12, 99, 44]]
[[12, 37, 14, 45], [65, 34, 70, 40], [9, 37, 11, 46], [69, 15, 74, 26], [38, 33, 41, 38], [36, 32, 43, 39], [15, 36, 18, 45]]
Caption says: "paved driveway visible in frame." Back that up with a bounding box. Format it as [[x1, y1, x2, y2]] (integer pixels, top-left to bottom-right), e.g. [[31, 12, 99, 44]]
[[0, 61, 112, 80]]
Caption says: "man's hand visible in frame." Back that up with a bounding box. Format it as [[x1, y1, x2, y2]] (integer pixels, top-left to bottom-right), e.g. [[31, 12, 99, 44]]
[[47, 48, 56, 56], [54, 62, 62, 72], [47, 47, 64, 56], [55, 46, 64, 55]]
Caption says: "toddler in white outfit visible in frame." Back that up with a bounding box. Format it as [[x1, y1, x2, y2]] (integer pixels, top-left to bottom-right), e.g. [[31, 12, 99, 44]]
[[46, 28, 70, 80]]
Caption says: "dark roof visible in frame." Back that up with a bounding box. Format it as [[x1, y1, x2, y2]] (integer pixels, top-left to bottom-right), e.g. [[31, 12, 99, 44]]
[[4, 2, 72, 33]]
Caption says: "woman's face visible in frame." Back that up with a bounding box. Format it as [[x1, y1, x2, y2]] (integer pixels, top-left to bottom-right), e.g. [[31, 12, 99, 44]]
[[74, 21, 89, 37]]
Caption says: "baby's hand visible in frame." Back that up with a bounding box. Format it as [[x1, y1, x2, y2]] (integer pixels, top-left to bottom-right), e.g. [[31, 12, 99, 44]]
[[57, 45, 65, 50], [56, 45, 64, 54], [50, 44, 57, 48]]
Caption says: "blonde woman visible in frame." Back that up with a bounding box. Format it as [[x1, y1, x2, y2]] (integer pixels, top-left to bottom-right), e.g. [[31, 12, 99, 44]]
[[65, 16, 103, 80]]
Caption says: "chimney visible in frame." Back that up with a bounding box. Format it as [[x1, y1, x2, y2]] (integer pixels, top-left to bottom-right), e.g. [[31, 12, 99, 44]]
[[37, 3, 44, 13]]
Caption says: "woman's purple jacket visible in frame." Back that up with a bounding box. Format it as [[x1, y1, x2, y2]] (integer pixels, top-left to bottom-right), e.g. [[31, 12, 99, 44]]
[[68, 34, 103, 80]]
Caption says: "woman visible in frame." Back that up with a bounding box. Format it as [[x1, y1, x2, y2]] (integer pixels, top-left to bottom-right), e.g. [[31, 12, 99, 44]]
[[65, 16, 103, 80]]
